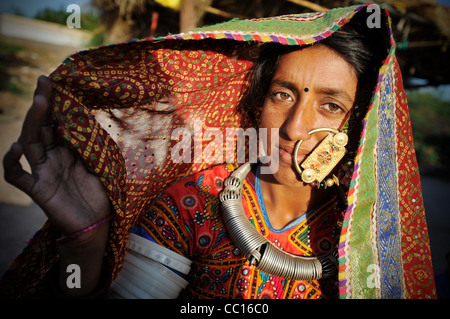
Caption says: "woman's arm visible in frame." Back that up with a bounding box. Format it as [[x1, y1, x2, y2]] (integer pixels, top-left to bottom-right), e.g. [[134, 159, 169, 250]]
[[3, 76, 111, 296], [56, 221, 110, 296]]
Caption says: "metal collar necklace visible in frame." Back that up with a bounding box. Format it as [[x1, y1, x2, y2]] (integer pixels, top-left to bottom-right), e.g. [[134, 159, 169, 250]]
[[219, 162, 338, 280]]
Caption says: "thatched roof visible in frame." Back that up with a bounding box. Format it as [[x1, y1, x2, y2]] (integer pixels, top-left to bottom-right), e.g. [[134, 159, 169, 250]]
[[94, 0, 450, 87], [208, 0, 450, 88]]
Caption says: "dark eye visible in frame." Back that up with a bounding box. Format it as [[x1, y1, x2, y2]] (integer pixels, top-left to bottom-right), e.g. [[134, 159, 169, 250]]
[[323, 103, 344, 114], [274, 92, 293, 102]]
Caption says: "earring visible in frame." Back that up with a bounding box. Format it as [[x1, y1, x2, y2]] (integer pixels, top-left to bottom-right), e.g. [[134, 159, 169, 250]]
[[293, 128, 348, 188]]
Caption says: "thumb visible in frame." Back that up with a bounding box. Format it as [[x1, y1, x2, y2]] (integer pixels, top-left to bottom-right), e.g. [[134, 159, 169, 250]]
[[3, 142, 36, 196]]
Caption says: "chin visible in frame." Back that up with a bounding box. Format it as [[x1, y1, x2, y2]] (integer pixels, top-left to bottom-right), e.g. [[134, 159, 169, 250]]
[[262, 159, 304, 188], [277, 170, 304, 188]]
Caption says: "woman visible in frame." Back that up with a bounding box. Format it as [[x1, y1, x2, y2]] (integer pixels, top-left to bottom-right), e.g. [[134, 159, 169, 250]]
[[1, 4, 435, 299]]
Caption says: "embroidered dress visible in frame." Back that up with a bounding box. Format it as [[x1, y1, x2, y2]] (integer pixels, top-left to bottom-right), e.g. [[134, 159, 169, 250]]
[[133, 163, 344, 299], [0, 3, 436, 299]]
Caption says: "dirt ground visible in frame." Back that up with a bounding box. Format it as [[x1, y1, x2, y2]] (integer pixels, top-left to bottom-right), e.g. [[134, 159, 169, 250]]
[[0, 35, 83, 274], [0, 35, 80, 205]]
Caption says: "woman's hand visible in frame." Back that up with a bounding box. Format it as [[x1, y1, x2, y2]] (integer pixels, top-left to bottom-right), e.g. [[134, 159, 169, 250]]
[[3, 76, 112, 296], [3, 76, 111, 235]]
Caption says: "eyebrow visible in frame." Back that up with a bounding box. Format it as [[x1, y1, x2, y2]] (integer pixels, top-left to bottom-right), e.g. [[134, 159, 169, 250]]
[[271, 79, 298, 94], [315, 86, 354, 104], [271, 79, 354, 105]]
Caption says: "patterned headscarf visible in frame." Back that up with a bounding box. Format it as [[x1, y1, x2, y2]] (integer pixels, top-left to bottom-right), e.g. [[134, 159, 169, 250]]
[[0, 3, 435, 299]]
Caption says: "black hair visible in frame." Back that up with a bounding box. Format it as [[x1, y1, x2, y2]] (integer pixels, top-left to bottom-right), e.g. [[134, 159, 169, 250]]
[[238, 15, 389, 129]]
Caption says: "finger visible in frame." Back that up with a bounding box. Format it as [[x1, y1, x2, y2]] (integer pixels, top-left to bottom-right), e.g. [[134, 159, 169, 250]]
[[41, 123, 55, 150], [36, 77, 56, 150], [35, 76, 53, 127], [34, 75, 52, 100], [18, 94, 49, 169], [3, 142, 35, 195], [19, 76, 56, 167]]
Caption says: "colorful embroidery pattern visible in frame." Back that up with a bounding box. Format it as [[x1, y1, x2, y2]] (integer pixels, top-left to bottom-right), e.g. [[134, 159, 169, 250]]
[[138, 164, 343, 299], [338, 11, 435, 298]]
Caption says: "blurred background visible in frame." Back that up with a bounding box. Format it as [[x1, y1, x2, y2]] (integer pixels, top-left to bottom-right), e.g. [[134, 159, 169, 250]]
[[0, 0, 449, 298]]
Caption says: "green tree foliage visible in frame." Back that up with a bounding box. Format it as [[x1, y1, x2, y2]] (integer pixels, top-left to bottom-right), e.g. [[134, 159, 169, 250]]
[[407, 89, 450, 169], [34, 6, 104, 46], [0, 42, 24, 94], [34, 6, 68, 26]]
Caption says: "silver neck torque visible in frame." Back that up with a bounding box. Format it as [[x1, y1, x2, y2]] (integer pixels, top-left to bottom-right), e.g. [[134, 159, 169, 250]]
[[219, 163, 338, 280]]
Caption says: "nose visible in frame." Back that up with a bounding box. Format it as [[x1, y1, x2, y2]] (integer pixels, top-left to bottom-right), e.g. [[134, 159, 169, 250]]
[[280, 100, 315, 143]]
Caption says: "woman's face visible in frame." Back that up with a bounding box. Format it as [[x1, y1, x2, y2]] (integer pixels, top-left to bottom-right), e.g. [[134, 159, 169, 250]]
[[260, 44, 358, 187]]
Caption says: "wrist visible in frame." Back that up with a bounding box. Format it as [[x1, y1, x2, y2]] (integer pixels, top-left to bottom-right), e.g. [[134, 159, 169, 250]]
[[47, 257, 112, 299], [57, 220, 110, 296], [58, 219, 110, 252], [57, 215, 112, 245]]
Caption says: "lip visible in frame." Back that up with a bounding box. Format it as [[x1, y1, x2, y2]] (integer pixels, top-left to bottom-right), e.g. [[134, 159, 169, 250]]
[[277, 143, 308, 165]]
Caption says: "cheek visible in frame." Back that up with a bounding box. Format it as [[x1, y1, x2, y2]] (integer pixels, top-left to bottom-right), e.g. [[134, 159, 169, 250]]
[[259, 100, 269, 128], [259, 101, 283, 130], [259, 104, 282, 156], [315, 117, 345, 131], [259, 107, 269, 129]]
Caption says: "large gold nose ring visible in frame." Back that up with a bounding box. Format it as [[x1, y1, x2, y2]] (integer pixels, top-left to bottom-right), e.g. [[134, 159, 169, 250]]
[[293, 128, 348, 182]]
